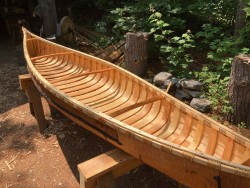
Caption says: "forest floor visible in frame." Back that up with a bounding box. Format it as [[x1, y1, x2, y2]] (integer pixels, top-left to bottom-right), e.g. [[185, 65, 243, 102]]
[[0, 38, 179, 187]]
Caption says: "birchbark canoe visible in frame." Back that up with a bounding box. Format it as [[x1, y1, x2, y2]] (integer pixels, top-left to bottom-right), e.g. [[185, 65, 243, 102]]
[[22, 28, 250, 187]]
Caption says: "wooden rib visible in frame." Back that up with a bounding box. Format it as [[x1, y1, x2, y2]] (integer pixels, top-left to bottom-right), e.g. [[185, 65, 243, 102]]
[[50, 68, 114, 84], [109, 96, 164, 117], [242, 148, 250, 165], [205, 128, 218, 155], [143, 102, 172, 134], [91, 75, 128, 109], [74, 72, 115, 100], [129, 98, 161, 129], [222, 138, 234, 161], [30, 52, 74, 61], [26, 38, 38, 41], [188, 118, 204, 150], [96, 79, 133, 112], [157, 107, 180, 139], [173, 113, 193, 145], [115, 90, 148, 121], [103, 83, 141, 115]]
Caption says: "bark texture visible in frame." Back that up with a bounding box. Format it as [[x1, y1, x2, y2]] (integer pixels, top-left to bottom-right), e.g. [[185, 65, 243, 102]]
[[226, 55, 250, 128], [125, 32, 149, 77], [234, 0, 246, 37], [38, 0, 57, 37]]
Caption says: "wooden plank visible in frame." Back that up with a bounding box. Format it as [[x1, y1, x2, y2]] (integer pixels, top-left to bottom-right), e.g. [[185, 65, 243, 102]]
[[50, 68, 115, 84], [158, 107, 180, 139], [242, 148, 250, 165], [31, 52, 74, 61], [19, 74, 47, 134], [78, 148, 142, 188], [222, 138, 234, 161], [189, 118, 204, 150], [109, 96, 165, 117], [205, 128, 218, 155]]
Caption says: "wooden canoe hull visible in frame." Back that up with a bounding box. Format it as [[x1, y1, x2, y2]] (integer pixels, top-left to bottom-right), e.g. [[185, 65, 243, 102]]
[[23, 28, 250, 187], [33, 78, 250, 187]]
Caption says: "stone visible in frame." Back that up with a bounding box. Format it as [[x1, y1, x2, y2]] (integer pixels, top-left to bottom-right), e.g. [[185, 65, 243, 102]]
[[183, 89, 202, 98], [153, 72, 172, 86], [174, 89, 192, 100], [180, 79, 203, 90], [190, 98, 212, 113]]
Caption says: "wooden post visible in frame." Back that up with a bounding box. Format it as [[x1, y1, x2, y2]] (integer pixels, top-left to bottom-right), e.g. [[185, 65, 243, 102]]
[[38, 0, 57, 37], [226, 54, 250, 127], [19, 74, 47, 133], [125, 32, 149, 77], [78, 148, 142, 188]]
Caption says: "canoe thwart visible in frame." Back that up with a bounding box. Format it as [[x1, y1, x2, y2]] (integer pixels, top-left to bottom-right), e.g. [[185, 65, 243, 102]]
[[109, 96, 165, 117]]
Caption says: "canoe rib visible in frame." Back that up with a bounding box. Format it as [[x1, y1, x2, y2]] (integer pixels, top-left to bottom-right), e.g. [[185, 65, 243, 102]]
[[31, 52, 74, 61], [109, 96, 165, 117], [50, 68, 115, 84]]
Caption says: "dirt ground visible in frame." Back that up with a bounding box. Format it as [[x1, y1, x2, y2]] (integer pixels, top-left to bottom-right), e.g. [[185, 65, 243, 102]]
[[0, 37, 180, 187]]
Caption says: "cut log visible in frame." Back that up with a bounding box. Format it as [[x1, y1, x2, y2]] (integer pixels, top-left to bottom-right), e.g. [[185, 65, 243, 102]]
[[125, 32, 149, 77], [226, 54, 250, 128], [38, 0, 57, 38]]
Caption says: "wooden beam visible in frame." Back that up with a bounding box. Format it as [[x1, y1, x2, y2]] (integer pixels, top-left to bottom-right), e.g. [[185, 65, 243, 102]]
[[19, 74, 47, 133], [31, 52, 74, 61], [109, 96, 165, 117], [78, 148, 142, 188]]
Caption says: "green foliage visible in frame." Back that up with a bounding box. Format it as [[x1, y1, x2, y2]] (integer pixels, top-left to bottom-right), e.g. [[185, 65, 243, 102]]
[[76, 0, 250, 124], [195, 67, 233, 115], [149, 12, 195, 77]]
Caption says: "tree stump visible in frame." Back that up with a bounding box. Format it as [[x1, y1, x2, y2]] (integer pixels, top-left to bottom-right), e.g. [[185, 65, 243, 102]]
[[38, 0, 57, 38], [226, 54, 250, 128], [125, 32, 149, 77]]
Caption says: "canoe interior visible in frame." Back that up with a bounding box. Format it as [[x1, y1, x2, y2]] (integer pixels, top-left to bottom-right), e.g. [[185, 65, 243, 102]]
[[24, 31, 250, 169]]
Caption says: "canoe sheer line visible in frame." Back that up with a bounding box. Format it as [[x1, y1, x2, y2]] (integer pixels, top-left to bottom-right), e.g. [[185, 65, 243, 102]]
[[30, 52, 74, 61], [109, 96, 165, 117], [50, 68, 115, 83]]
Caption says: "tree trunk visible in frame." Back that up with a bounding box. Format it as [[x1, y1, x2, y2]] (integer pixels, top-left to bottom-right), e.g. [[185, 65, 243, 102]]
[[38, 0, 57, 38], [234, 0, 246, 37], [226, 55, 250, 128], [125, 32, 149, 77]]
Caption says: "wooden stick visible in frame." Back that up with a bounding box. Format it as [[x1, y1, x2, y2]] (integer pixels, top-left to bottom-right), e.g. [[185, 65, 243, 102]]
[[109, 96, 165, 117], [166, 82, 172, 93]]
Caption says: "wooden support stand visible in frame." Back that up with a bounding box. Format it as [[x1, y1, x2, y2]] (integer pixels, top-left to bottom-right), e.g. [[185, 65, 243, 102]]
[[19, 74, 47, 133], [78, 148, 142, 188]]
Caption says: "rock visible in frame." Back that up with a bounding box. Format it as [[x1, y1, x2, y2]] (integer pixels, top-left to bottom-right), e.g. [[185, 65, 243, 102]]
[[190, 98, 212, 112], [180, 79, 203, 90], [153, 72, 172, 86], [175, 89, 192, 100], [183, 89, 202, 98]]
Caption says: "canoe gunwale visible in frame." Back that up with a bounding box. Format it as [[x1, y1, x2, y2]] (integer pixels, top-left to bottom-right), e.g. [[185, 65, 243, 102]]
[[22, 27, 250, 178]]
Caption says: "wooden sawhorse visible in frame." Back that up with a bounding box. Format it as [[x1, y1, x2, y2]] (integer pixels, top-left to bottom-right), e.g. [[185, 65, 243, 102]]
[[19, 74, 143, 187], [78, 148, 142, 188], [19, 74, 47, 133]]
